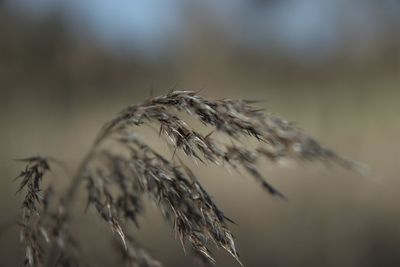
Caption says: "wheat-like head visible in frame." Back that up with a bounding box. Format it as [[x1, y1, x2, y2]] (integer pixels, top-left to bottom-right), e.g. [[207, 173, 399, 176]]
[[15, 90, 358, 266]]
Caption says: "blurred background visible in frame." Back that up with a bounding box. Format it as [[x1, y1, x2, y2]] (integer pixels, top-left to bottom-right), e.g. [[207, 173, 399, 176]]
[[1, 1, 400, 266]]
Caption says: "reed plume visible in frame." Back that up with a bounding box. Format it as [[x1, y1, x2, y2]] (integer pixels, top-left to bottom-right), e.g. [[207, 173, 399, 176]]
[[15, 90, 358, 266]]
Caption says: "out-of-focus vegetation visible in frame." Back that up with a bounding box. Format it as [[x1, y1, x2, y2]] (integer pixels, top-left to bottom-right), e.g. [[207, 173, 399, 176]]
[[1, 3, 400, 267]]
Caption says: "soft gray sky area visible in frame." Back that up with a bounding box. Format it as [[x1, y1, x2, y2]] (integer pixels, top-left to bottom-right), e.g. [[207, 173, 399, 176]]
[[7, 0, 400, 62]]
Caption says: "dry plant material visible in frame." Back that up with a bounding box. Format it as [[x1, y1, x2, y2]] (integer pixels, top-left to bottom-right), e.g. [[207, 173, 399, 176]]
[[15, 91, 358, 266]]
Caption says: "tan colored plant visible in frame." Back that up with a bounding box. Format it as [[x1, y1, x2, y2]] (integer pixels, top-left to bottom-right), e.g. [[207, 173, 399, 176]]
[[15, 91, 359, 266]]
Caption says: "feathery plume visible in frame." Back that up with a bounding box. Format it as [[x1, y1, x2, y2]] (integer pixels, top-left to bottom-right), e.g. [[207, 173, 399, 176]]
[[15, 91, 358, 266]]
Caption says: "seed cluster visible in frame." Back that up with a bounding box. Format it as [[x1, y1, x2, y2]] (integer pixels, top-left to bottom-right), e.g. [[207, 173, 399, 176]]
[[15, 91, 357, 266]]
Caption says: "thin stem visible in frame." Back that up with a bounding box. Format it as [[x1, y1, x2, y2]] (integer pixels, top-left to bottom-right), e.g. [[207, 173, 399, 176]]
[[62, 124, 113, 208], [45, 126, 112, 267]]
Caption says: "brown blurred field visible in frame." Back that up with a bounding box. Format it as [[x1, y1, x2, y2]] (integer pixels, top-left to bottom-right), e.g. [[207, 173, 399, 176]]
[[1, 5, 400, 267]]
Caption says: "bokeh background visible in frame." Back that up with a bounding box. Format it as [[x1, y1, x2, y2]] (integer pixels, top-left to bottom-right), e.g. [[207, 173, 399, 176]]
[[1, 1, 400, 266]]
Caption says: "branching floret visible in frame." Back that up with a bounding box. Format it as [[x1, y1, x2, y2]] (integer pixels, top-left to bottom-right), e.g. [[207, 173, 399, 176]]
[[15, 91, 359, 266]]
